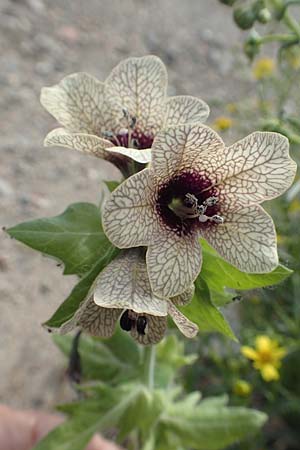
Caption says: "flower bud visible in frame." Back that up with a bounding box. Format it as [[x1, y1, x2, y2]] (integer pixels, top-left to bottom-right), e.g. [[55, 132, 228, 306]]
[[257, 8, 272, 23], [244, 31, 262, 60], [219, 0, 237, 5], [233, 6, 256, 30]]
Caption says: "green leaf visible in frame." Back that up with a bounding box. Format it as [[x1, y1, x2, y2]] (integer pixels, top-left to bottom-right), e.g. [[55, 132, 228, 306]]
[[155, 335, 197, 388], [53, 330, 141, 383], [45, 244, 118, 328], [104, 180, 120, 192], [161, 395, 267, 450], [179, 277, 237, 341], [200, 239, 292, 299], [33, 385, 138, 450], [7, 203, 111, 276]]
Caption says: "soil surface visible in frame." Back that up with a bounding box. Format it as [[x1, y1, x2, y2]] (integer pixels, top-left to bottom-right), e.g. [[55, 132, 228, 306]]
[[0, 0, 248, 409]]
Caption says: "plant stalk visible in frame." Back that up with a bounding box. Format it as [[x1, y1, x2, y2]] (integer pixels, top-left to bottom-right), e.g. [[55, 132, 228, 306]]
[[143, 345, 156, 390]]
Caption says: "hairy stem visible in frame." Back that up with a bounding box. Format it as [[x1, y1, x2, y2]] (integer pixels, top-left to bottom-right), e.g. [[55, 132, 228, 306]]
[[143, 345, 156, 390]]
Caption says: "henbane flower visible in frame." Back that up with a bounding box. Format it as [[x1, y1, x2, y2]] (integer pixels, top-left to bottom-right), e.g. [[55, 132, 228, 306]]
[[60, 249, 197, 345], [241, 335, 286, 382], [40, 56, 209, 174], [103, 123, 296, 297]]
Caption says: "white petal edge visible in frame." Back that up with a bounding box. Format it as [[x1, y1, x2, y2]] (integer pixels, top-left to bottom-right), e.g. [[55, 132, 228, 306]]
[[44, 128, 113, 159], [163, 95, 210, 128], [201, 204, 278, 273], [102, 168, 157, 248], [59, 296, 122, 338], [216, 131, 297, 206], [104, 55, 168, 135], [41, 73, 106, 134], [106, 146, 152, 164], [147, 231, 202, 298], [94, 249, 168, 317], [150, 123, 225, 181], [168, 302, 198, 338]]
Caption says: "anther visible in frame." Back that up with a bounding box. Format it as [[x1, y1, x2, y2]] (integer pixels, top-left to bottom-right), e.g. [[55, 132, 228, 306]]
[[204, 196, 218, 206], [130, 116, 137, 129], [211, 215, 224, 224]]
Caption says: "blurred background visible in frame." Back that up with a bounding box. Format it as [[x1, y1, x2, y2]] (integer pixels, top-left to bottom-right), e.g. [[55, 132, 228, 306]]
[[1, 1, 300, 449], [0, 0, 246, 409]]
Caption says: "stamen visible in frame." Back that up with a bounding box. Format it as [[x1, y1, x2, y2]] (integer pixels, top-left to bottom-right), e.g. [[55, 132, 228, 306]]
[[183, 193, 224, 225], [204, 196, 218, 206], [211, 215, 224, 224]]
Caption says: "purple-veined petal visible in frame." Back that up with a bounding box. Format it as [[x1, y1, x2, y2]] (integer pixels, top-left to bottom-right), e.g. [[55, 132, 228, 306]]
[[102, 168, 157, 248], [163, 95, 209, 127], [215, 132, 297, 206], [150, 123, 225, 181], [44, 128, 113, 158], [201, 204, 278, 273], [41, 73, 108, 135], [94, 249, 168, 317], [147, 230, 202, 297], [60, 296, 122, 338], [105, 56, 167, 136], [168, 301, 198, 338]]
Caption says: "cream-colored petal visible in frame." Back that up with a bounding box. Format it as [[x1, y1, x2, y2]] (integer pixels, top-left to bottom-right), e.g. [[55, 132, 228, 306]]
[[168, 301, 198, 338], [106, 146, 151, 164], [102, 168, 157, 248], [44, 128, 113, 159], [130, 314, 167, 345], [201, 205, 278, 273], [171, 284, 195, 306], [104, 55, 167, 135], [94, 249, 168, 316], [41, 73, 108, 134], [150, 123, 225, 181], [147, 231, 202, 298], [163, 95, 209, 128], [216, 132, 297, 206], [60, 296, 122, 338]]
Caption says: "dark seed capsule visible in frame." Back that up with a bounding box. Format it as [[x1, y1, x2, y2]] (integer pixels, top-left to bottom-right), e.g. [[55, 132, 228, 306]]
[[120, 310, 133, 331], [136, 316, 147, 335]]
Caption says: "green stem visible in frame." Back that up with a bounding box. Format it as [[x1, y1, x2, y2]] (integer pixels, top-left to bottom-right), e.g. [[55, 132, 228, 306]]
[[260, 33, 296, 43], [143, 345, 156, 390], [283, 11, 300, 39]]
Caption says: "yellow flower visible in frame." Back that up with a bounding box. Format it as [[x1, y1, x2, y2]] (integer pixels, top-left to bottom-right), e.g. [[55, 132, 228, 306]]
[[288, 198, 300, 214], [276, 234, 285, 245], [241, 336, 286, 382], [225, 103, 238, 114], [233, 379, 252, 397], [213, 116, 233, 131], [253, 58, 275, 80]]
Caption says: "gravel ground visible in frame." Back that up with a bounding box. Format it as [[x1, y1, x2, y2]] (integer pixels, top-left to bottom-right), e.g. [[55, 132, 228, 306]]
[[0, 0, 248, 409]]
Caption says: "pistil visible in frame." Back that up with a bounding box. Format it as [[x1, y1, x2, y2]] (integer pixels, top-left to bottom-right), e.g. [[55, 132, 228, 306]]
[[169, 193, 224, 224]]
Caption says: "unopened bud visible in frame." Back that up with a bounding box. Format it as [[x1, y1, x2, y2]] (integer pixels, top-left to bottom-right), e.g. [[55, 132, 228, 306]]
[[219, 0, 237, 5], [257, 8, 271, 24], [233, 7, 256, 30]]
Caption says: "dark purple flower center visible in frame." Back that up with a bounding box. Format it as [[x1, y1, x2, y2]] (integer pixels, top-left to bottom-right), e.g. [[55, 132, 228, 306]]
[[111, 130, 154, 150], [155, 170, 221, 236]]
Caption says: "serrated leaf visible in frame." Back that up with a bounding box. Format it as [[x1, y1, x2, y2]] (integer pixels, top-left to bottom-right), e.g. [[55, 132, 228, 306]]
[[179, 278, 237, 341], [45, 245, 118, 328], [7, 203, 111, 276], [161, 394, 267, 450], [201, 239, 292, 294]]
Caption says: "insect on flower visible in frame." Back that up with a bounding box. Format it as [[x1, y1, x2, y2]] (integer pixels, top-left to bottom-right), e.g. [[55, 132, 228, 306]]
[[41, 55, 209, 176], [102, 123, 296, 298]]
